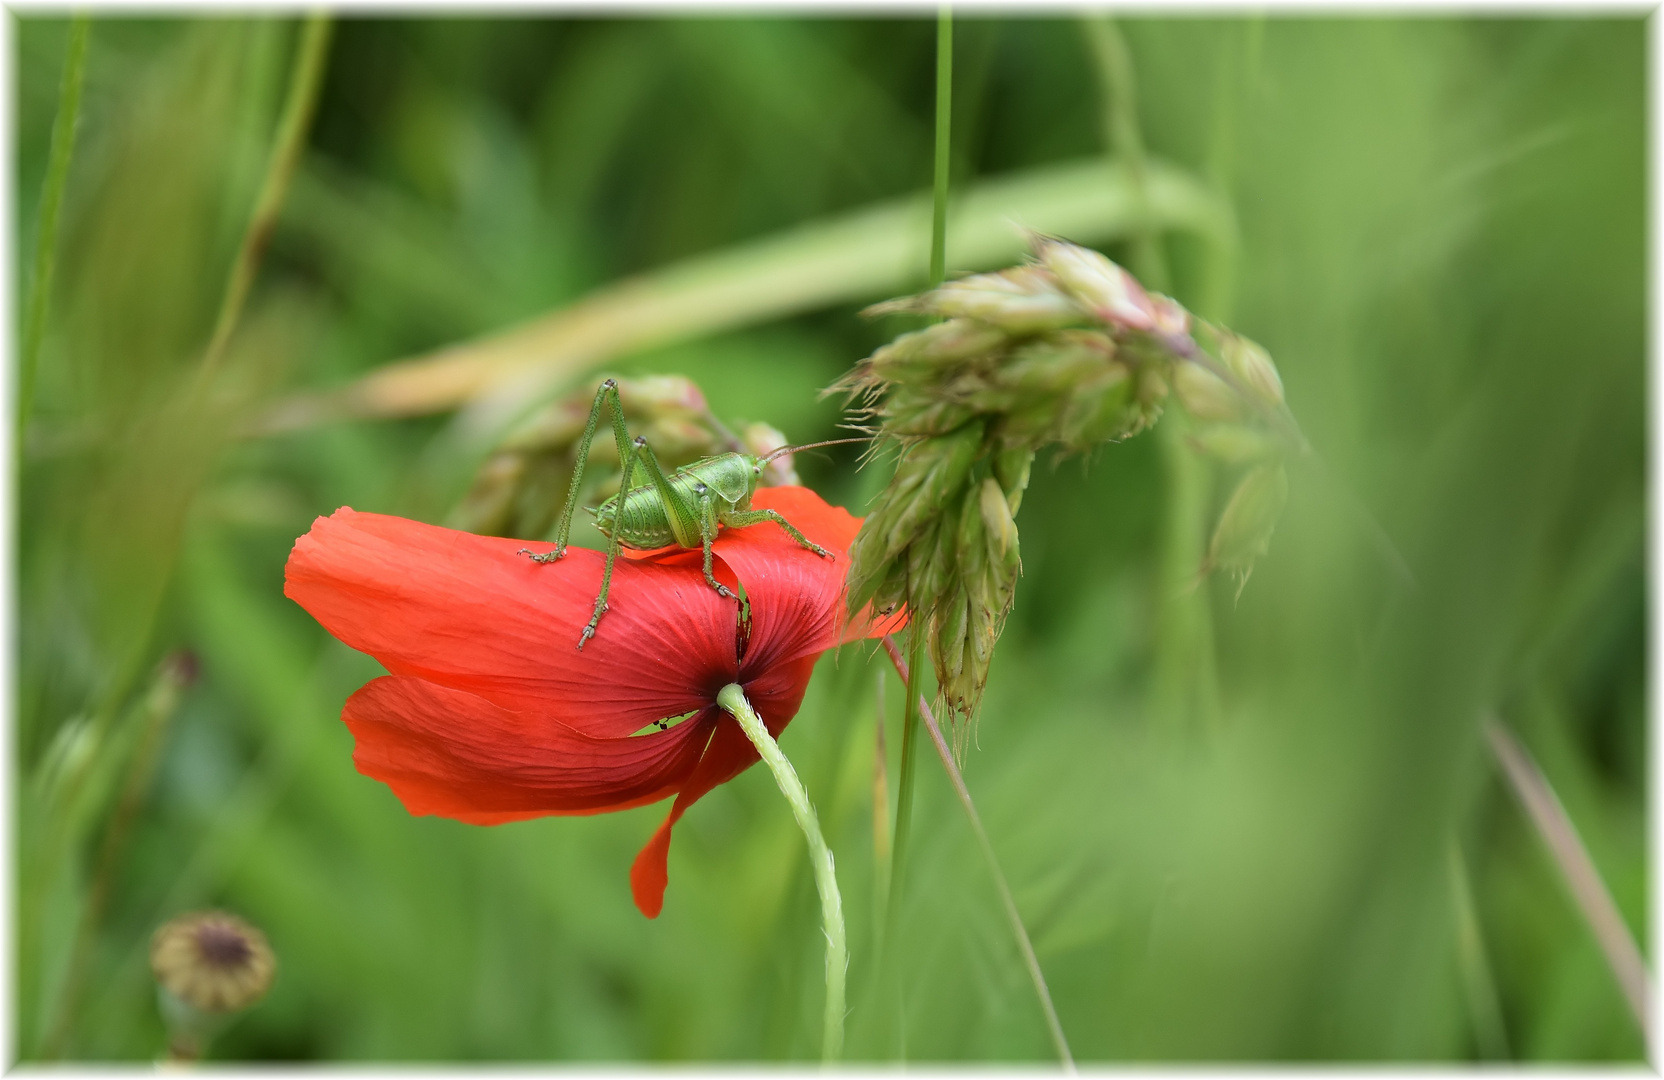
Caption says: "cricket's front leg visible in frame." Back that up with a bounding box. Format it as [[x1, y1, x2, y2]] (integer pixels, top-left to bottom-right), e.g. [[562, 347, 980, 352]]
[[578, 547, 616, 649], [575, 437, 640, 649], [722, 508, 835, 559], [695, 485, 736, 600]]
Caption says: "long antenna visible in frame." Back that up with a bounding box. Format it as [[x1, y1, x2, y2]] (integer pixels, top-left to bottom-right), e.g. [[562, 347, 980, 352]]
[[759, 436, 870, 466]]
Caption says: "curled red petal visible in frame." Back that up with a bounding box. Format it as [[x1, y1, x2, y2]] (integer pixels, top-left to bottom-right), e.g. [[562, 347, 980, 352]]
[[285, 508, 739, 738], [715, 487, 905, 650], [629, 655, 815, 917], [344, 676, 716, 822]]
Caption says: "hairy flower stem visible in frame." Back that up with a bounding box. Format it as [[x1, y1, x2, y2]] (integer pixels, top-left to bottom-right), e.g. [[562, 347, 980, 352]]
[[18, 14, 90, 463], [196, 13, 333, 390], [717, 684, 847, 1062], [881, 635, 1075, 1071]]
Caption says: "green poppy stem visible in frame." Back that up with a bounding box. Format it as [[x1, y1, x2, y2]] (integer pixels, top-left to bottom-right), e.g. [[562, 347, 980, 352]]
[[717, 683, 846, 1062]]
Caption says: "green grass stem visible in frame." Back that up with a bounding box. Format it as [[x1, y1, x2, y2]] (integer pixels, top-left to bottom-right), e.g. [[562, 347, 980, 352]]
[[1081, 15, 1167, 292], [882, 634, 1075, 1070], [929, 7, 953, 287], [18, 15, 90, 462], [1447, 837, 1511, 1059], [196, 14, 332, 387], [1486, 716, 1653, 1053]]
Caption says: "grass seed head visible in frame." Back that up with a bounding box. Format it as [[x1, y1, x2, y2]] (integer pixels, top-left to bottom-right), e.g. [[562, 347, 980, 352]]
[[839, 236, 1299, 727]]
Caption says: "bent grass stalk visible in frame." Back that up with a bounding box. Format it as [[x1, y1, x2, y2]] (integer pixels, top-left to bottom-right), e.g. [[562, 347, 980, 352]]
[[196, 14, 333, 388], [882, 635, 1075, 1071], [716, 684, 847, 1062], [1485, 715, 1653, 1052]]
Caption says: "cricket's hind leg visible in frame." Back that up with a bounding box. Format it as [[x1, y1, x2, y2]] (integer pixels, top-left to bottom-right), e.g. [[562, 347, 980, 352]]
[[695, 485, 736, 600]]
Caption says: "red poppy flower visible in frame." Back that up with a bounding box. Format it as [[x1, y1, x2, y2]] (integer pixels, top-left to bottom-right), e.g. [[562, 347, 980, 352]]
[[284, 485, 896, 918]]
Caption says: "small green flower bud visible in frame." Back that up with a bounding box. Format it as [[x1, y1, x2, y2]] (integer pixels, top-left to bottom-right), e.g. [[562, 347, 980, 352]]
[[876, 420, 985, 562], [886, 397, 980, 438], [936, 591, 970, 682], [978, 478, 1018, 563], [919, 265, 1085, 333], [918, 509, 959, 614], [1173, 360, 1244, 423], [1220, 332, 1285, 408], [1188, 423, 1280, 465], [1205, 463, 1289, 589], [863, 556, 909, 617], [1035, 237, 1157, 332], [955, 482, 989, 584], [1149, 294, 1191, 338], [907, 517, 944, 608], [992, 447, 1033, 514], [865, 319, 1008, 382]]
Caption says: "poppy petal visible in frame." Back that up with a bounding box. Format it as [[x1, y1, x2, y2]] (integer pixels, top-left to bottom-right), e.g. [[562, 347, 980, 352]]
[[713, 487, 904, 662], [285, 508, 740, 737], [344, 675, 716, 822], [628, 656, 816, 918]]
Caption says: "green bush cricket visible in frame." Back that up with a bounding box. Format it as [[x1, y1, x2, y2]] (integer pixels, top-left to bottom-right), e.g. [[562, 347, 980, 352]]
[[519, 379, 865, 648]]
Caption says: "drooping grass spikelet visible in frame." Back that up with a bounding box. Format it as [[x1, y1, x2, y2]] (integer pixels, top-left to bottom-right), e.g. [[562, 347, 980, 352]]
[[833, 235, 1301, 732]]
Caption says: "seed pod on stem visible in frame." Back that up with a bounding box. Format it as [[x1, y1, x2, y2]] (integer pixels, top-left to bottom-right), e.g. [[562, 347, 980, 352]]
[[150, 911, 276, 1061]]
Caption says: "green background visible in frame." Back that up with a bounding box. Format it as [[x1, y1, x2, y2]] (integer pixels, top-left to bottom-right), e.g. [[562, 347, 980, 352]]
[[14, 15, 1646, 1062]]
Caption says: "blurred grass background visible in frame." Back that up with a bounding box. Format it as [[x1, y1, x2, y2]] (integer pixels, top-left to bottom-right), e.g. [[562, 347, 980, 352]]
[[13, 13, 1645, 1062]]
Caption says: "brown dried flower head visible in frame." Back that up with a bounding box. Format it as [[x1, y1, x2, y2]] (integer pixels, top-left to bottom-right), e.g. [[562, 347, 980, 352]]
[[151, 911, 276, 1014], [834, 235, 1301, 733]]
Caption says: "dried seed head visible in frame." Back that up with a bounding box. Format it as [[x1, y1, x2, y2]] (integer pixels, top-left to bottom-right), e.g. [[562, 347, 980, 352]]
[[151, 911, 276, 1014]]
